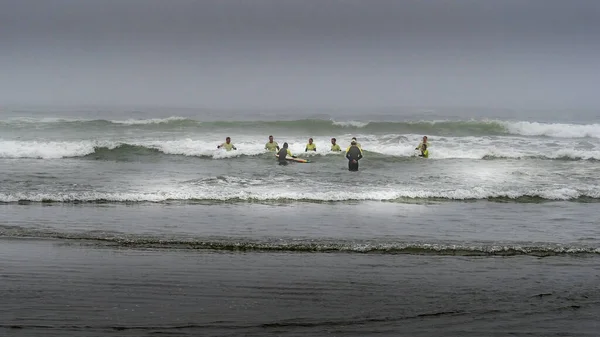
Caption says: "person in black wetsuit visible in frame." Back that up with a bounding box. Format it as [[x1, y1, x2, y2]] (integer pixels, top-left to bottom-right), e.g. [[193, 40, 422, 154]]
[[277, 142, 293, 165], [346, 140, 363, 171]]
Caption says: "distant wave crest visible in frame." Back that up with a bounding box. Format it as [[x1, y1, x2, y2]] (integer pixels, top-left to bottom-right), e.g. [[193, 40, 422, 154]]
[[3, 117, 600, 138]]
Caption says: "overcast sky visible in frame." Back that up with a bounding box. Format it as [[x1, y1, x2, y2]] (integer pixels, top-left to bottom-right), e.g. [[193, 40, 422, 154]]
[[1, 0, 599, 109]]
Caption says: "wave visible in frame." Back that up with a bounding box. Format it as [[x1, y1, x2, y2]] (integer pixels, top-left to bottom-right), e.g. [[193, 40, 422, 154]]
[[0, 141, 268, 159], [0, 116, 189, 126], [482, 154, 600, 162], [2, 187, 600, 203], [3, 117, 600, 138], [2, 140, 600, 161], [331, 120, 370, 128], [0, 230, 597, 256], [503, 121, 600, 138], [110, 116, 189, 125]]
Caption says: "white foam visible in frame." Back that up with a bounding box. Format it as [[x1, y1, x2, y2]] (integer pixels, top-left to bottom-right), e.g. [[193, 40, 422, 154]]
[[0, 138, 334, 159], [1, 134, 599, 160], [2, 185, 599, 203], [331, 120, 370, 128], [0, 140, 105, 159], [149, 139, 268, 158], [362, 135, 600, 160], [0, 116, 190, 125], [109, 116, 188, 125], [503, 121, 600, 138]]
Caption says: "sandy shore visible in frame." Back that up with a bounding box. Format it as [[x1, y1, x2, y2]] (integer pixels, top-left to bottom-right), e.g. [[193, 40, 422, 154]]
[[1, 238, 599, 336]]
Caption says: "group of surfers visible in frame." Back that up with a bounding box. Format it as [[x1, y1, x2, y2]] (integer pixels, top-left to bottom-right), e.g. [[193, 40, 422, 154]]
[[218, 135, 430, 171]]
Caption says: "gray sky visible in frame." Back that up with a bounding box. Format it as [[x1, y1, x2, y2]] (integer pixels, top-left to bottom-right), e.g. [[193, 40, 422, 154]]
[[1, 0, 599, 109]]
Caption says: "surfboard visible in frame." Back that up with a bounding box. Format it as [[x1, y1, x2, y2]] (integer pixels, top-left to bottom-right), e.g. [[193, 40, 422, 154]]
[[287, 156, 310, 163], [274, 154, 311, 163]]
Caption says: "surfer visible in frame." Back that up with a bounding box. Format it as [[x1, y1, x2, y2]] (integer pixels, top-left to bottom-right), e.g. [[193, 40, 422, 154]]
[[305, 138, 316, 152], [346, 140, 363, 171], [277, 142, 295, 165], [217, 137, 237, 151], [418, 143, 429, 158], [265, 135, 280, 152], [415, 136, 428, 152], [330, 138, 341, 152], [346, 137, 363, 154]]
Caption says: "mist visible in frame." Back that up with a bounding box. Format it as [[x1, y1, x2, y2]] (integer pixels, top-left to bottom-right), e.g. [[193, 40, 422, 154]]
[[1, 0, 599, 110]]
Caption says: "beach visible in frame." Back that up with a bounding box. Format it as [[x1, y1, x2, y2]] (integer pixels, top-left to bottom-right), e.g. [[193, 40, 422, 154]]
[[2, 237, 599, 337]]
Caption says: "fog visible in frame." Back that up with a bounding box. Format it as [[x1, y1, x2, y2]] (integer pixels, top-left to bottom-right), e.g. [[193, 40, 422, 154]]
[[1, 0, 599, 110]]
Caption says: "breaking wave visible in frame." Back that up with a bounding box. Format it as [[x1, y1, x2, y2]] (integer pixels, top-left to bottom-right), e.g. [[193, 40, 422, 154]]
[[2, 186, 600, 203], [1, 141, 600, 161], [0, 141, 268, 159]]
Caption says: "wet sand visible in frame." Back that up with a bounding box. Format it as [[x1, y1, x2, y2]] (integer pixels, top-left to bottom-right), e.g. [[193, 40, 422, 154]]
[[1, 239, 599, 337]]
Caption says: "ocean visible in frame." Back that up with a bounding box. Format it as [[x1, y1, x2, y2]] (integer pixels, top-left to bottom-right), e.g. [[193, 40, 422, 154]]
[[1, 106, 599, 336]]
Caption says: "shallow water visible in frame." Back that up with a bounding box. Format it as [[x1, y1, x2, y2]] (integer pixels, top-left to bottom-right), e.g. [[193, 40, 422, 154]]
[[1, 202, 599, 255]]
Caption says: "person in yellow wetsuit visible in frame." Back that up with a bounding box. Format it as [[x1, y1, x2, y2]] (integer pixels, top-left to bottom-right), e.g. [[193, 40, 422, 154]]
[[415, 136, 428, 152], [346, 137, 363, 154], [419, 143, 429, 158], [330, 138, 341, 152], [217, 137, 237, 151], [305, 138, 316, 152], [265, 135, 280, 152]]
